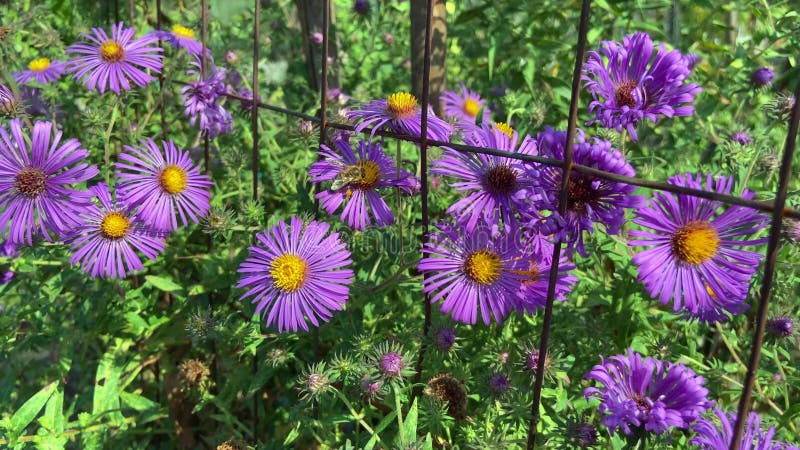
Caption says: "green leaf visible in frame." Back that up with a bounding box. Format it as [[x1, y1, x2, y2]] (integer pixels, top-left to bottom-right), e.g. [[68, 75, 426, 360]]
[[488, 36, 497, 81], [401, 399, 418, 446], [41, 386, 65, 434], [144, 275, 183, 293], [10, 382, 57, 435], [364, 410, 397, 450]]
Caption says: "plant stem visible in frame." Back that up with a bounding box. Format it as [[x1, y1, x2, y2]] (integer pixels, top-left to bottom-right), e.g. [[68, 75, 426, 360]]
[[334, 389, 385, 446], [104, 101, 120, 185]]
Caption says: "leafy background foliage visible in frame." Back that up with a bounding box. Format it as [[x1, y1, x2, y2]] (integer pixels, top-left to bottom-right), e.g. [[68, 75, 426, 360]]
[[0, 0, 798, 448]]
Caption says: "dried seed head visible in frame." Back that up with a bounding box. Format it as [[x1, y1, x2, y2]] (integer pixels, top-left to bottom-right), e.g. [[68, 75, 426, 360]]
[[425, 373, 468, 420], [178, 359, 210, 388]]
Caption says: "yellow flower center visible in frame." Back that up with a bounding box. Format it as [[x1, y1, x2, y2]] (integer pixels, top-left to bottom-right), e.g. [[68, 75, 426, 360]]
[[355, 160, 381, 189], [495, 122, 514, 139], [28, 58, 51, 72], [100, 212, 130, 239], [386, 92, 418, 119], [462, 98, 480, 118], [463, 249, 502, 285], [160, 165, 188, 194], [171, 24, 195, 39], [670, 221, 720, 265], [270, 253, 309, 292], [99, 40, 125, 62], [14, 167, 46, 197]]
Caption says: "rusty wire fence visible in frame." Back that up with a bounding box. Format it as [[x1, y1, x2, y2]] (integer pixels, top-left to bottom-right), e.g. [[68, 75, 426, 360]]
[[148, 0, 800, 448]]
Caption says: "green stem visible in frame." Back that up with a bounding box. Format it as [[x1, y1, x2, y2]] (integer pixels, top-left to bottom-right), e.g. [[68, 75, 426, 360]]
[[334, 389, 384, 445], [396, 139, 404, 264], [104, 101, 120, 186]]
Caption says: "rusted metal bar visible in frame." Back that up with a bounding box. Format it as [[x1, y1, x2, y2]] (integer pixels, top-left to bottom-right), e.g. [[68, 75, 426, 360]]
[[156, 0, 166, 136], [252, 0, 261, 201], [730, 72, 800, 450], [201, 0, 210, 174], [528, 0, 591, 447], [205, 88, 800, 221], [411, 0, 435, 396]]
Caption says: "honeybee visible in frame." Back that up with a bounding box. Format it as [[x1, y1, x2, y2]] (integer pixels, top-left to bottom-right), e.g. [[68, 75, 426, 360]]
[[330, 164, 366, 191]]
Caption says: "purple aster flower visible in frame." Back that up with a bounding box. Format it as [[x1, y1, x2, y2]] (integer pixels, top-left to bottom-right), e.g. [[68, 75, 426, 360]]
[[582, 32, 702, 142], [766, 317, 794, 338], [67, 183, 166, 279], [683, 52, 701, 71], [432, 122, 538, 233], [513, 233, 577, 314], [630, 173, 769, 323], [13, 58, 67, 85], [236, 86, 261, 110], [309, 139, 417, 231], [440, 84, 491, 132], [532, 127, 643, 256], [20, 87, 62, 121], [152, 24, 205, 56], [691, 409, 786, 450], [0, 240, 17, 285], [181, 58, 233, 138], [418, 221, 528, 325], [67, 22, 163, 94], [731, 131, 753, 145], [379, 352, 404, 376], [347, 92, 453, 142], [751, 67, 775, 88], [0, 119, 99, 245], [236, 216, 354, 333], [434, 328, 456, 351], [116, 138, 213, 232], [353, 0, 370, 14], [488, 373, 511, 394], [583, 348, 712, 436], [0, 83, 21, 118]]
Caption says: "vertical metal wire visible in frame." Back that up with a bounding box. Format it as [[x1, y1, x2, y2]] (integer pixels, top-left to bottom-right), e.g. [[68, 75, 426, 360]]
[[250, 0, 262, 438], [411, 0, 435, 393], [318, 0, 330, 155], [527, 0, 592, 447], [252, 0, 261, 201], [730, 76, 800, 450], [201, 0, 210, 174], [156, 0, 166, 136]]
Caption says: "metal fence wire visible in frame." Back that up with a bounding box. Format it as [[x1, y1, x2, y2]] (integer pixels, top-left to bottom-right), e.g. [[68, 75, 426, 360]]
[[152, 0, 800, 448]]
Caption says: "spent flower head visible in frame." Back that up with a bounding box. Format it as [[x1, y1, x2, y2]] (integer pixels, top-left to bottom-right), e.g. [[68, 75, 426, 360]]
[[297, 362, 336, 401]]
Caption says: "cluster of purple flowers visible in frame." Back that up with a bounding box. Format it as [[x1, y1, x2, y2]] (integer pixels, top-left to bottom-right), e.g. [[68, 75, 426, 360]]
[[0, 119, 211, 279]]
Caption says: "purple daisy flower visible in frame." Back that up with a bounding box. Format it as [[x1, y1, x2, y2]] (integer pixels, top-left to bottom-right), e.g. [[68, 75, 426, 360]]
[[236, 216, 354, 333], [751, 67, 775, 88], [67, 183, 166, 279], [13, 58, 67, 85], [181, 58, 233, 138], [584, 348, 712, 436], [347, 92, 453, 142], [116, 139, 213, 232], [731, 131, 753, 145], [440, 84, 491, 132], [0, 83, 20, 118], [691, 409, 789, 450], [432, 122, 538, 233], [766, 316, 794, 338], [629, 173, 769, 323], [418, 221, 528, 325], [0, 119, 99, 245], [513, 233, 577, 314], [66, 22, 163, 95], [532, 127, 643, 256], [582, 32, 702, 142], [309, 139, 417, 231], [152, 24, 205, 56]]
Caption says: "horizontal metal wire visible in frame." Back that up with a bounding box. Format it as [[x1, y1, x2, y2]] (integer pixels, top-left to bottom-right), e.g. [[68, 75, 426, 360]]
[[214, 88, 800, 220]]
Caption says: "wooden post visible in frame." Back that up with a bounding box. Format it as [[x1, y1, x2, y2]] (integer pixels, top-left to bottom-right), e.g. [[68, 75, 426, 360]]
[[295, 0, 340, 91], [410, 0, 447, 116]]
